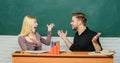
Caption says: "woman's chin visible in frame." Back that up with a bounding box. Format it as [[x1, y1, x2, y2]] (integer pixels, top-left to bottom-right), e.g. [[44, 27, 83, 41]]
[[32, 30, 36, 33]]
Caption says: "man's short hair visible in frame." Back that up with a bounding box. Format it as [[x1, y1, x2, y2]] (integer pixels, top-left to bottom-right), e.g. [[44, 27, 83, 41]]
[[72, 12, 87, 26]]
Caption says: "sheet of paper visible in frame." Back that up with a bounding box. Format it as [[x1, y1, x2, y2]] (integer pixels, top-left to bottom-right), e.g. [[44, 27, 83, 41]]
[[25, 50, 48, 54]]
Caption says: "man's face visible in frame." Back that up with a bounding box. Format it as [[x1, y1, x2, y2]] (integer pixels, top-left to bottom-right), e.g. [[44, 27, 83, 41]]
[[70, 16, 80, 30]]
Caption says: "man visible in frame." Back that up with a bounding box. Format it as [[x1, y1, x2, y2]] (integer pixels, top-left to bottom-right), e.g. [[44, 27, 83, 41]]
[[57, 12, 102, 52]]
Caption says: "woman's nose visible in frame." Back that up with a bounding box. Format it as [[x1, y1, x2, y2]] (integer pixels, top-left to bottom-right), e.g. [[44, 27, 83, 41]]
[[36, 23, 38, 26]]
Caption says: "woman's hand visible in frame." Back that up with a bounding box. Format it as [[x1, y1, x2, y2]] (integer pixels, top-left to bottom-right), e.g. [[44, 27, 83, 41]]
[[47, 23, 55, 31]]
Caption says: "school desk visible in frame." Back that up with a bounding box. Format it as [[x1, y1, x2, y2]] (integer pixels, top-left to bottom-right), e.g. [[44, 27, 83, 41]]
[[12, 51, 113, 63]]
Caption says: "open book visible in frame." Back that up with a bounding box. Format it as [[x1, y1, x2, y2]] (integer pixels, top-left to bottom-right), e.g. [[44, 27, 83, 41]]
[[24, 50, 48, 54], [88, 50, 115, 56]]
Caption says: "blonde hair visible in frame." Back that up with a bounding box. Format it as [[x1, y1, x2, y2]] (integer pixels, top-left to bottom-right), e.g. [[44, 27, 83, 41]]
[[19, 16, 36, 36]]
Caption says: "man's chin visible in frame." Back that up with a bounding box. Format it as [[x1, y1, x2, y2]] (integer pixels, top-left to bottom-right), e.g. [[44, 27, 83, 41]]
[[72, 28, 77, 31]]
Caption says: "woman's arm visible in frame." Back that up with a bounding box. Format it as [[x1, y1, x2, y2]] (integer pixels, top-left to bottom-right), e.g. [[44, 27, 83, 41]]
[[18, 36, 28, 51], [39, 31, 51, 45], [39, 23, 55, 45]]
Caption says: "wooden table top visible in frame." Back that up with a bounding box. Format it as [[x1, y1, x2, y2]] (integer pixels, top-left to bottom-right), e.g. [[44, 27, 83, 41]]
[[12, 51, 113, 58]]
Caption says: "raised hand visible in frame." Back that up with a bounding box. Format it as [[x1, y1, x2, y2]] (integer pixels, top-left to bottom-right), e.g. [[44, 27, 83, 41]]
[[57, 30, 67, 39], [92, 33, 101, 43], [47, 23, 55, 31]]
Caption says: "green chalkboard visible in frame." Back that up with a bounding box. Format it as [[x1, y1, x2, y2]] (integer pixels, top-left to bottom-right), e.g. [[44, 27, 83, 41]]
[[0, 0, 120, 37]]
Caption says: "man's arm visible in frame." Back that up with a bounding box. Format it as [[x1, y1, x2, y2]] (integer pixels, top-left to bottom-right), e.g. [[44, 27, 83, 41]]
[[57, 30, 72, 48], [92, 33, 102, 52]]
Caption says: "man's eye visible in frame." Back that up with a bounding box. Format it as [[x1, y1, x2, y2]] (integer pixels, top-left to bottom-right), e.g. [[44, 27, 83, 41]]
[[71, 20, 74, 22]]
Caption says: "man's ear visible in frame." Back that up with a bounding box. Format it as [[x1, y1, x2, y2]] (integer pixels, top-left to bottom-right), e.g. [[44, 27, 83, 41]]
[[78, 20, 82, 25]]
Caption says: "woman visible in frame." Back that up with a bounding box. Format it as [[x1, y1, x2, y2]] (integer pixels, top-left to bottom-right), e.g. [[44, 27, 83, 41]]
[[18, 16, 55, 51]]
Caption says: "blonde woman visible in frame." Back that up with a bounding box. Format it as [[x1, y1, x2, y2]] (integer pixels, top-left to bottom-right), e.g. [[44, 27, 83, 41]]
[[18, 16, 55, 51]]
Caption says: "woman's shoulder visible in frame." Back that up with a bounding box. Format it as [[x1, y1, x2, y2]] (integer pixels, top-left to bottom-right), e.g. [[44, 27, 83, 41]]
[[35, 32, 40, 35], [18, 36, 25, 40], [18, 36, 26, 43], [35, 32, 41, 37], [18, 36, 24, 38]]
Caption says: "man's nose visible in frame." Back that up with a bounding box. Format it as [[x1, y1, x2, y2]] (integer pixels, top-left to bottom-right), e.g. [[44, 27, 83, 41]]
[[70, 22, 72, 25]]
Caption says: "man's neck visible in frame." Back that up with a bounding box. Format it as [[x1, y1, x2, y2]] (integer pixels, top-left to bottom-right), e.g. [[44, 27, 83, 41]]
[[77, 25, 86, 35]]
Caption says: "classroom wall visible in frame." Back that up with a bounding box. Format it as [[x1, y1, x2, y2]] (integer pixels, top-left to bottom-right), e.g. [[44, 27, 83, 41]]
[[0, 0, 120, 63], [0, 0, 120, 37], [0, 35, 120, 63]]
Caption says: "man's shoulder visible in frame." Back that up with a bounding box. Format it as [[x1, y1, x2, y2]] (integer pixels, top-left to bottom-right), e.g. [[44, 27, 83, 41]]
[[87, 28, 97, 36]]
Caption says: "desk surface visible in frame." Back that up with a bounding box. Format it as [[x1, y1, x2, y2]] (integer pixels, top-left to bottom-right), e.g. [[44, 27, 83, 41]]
[[12, 52, 113, 63], [12, 51, 113, 58]]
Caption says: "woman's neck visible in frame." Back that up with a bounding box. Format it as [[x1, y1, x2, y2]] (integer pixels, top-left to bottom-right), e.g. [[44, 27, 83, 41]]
[[28, 32, 37, 42]]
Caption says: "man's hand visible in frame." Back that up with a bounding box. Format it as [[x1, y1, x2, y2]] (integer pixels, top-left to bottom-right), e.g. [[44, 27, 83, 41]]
[[92, 33, 101, 43], [57, 30, 67, 39]]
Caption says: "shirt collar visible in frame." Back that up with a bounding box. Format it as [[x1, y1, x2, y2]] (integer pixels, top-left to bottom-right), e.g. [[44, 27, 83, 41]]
[[76, 27, 90, 36]]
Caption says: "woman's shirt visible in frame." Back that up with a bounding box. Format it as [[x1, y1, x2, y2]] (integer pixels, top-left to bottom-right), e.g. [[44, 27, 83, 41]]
[[18, 31, 51, 51]]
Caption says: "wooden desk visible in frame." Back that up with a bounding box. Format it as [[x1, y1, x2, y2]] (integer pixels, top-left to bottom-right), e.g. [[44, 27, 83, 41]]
[[12, 52, 113, 63]]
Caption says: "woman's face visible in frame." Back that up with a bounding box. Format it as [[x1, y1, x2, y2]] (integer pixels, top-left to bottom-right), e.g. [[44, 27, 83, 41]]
[[32, 19, 38, 33]]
